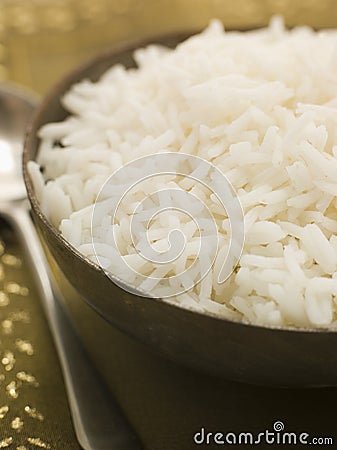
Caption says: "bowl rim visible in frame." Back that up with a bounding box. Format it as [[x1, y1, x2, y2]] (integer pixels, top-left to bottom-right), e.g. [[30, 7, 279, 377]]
[[22, 31, 337, 336]]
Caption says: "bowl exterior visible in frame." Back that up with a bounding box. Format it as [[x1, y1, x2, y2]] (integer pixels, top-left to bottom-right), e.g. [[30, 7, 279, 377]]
[[23, 35, 337, 388]]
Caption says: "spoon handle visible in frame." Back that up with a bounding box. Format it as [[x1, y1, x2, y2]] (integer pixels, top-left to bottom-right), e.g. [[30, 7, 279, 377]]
[[1, 205, 141, 450]]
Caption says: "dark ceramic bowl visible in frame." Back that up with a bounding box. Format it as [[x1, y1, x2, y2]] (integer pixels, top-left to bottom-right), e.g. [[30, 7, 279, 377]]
[[23, 34, 337, 388]]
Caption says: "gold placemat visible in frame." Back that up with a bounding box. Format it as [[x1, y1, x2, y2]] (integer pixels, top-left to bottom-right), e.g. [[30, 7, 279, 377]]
[[0, 219, 80, 449]]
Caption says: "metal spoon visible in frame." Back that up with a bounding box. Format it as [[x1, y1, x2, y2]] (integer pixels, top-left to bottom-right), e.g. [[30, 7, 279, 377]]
[[0, 82, 140, 450]]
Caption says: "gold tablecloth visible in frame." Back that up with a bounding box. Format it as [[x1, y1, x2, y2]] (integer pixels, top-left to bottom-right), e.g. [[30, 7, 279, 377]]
[[0, 220, 80, 449], [1, 1, 337, 448]]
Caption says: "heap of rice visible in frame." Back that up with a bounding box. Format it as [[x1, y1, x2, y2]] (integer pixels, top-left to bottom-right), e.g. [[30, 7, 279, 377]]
[[28, 17, 337, 329]]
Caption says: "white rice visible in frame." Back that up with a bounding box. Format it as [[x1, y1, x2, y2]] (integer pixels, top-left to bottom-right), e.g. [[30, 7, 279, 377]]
[[28, 16, 337, 329]]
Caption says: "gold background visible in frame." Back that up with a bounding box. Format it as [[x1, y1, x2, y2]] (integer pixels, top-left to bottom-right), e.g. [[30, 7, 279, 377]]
[[1, 0, 337, 94]]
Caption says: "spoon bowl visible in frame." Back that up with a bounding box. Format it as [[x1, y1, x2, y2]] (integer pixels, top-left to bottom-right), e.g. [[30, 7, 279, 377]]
[[0, 83, 38, 202]]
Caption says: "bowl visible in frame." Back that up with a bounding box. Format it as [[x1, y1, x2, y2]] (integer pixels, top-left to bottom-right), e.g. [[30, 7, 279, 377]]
[[23, 33, 337, 388]]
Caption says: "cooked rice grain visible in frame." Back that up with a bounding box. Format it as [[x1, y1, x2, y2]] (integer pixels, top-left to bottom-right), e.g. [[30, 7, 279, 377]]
[[29, 17, 337, 328]]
